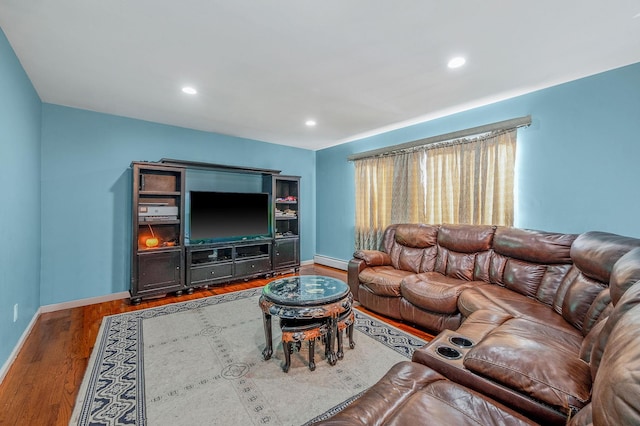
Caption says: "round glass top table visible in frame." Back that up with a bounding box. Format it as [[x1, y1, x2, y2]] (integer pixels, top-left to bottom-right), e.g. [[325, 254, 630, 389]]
[[259, 275, 353, 366]]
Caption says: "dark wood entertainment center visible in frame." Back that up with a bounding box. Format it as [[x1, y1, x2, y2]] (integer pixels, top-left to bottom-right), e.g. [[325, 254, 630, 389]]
[[130, 159, 300, 303]]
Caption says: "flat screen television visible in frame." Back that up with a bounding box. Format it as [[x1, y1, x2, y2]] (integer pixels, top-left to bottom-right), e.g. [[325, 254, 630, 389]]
[[189, 191, 271, 243]]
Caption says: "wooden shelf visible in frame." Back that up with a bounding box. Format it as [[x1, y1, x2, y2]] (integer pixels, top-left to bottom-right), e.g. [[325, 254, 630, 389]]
[[139, 190, 181, 196], [138, 220, 181, 225]]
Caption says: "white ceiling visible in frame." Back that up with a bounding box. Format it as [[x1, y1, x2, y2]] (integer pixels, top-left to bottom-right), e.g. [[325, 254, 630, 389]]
[[2, 1, 640, 150]]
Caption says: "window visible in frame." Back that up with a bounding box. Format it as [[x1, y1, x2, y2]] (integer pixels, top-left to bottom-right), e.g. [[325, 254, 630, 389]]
[[354, 129, 516, 250]]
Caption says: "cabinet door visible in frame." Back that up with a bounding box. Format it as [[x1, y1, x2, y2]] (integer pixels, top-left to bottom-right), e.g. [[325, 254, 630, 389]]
[[137, 250, 183, 293], [274, 238, 299, 269]]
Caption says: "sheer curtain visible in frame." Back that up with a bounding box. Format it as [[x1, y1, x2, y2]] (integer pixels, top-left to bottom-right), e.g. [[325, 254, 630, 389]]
[[354, 150, 427, 250], [354, 129, 516, 250]]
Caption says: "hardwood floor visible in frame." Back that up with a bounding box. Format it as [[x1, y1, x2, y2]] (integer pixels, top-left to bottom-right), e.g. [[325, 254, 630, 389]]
[[0, 264, 433, 425]]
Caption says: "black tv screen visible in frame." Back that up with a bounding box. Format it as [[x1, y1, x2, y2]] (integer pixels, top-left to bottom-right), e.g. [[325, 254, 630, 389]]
[[189, 191, 270, 242]]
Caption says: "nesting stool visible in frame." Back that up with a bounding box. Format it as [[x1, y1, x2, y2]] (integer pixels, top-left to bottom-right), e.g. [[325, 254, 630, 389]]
[[278, 309, 356, 373], [279, 318, 328, 372]]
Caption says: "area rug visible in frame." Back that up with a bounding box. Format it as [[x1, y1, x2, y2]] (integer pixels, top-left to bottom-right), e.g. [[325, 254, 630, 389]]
[[70, 287, 427, 426]]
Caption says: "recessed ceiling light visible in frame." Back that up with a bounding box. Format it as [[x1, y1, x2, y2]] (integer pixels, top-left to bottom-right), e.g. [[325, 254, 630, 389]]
[[182, 86, 197, 95], [447, 57, 466, 69], [305, 119, 317, 127]]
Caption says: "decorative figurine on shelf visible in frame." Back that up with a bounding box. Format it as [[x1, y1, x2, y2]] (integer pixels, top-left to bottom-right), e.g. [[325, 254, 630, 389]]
[[145, 224, 159, 248]]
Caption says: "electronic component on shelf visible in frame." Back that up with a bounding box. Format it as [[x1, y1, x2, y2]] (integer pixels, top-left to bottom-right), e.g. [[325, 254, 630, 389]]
[[139, 215, 178, 221], [275, 207, 297, 218], [139, 205, 178, 216], [275, 196, 297, 203]]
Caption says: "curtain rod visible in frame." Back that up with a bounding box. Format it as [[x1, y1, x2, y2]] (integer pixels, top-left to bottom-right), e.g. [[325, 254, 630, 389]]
[[347, 115, 531, 161]]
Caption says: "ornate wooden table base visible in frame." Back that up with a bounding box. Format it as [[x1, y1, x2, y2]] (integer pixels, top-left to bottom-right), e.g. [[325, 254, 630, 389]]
[[259, 275, 354, 372]]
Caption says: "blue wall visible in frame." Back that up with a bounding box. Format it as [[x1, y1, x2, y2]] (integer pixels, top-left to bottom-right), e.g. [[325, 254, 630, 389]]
[[40, 105, 316, 305], [316, 62, 640, 261], [0, 29, 42, 369]]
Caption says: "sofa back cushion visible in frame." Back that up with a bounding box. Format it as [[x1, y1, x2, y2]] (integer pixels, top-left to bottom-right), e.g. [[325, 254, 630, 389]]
[[589, 249, 640, 377], [581, 289, 612, 336], [490, 227, 576, 303], [435, 225, 496, 281], [590, 283, 640, 425], [570, 285, 640, 426], [571, 231, 640, 284], [383, 224, 439, 273], [608, 247, 640, 305], [493, 227, 576, 264], [437, 224, 496, 253], [393, 223, 439, 248], [554, 232, 640, 334], [558, 270, 607, 333]]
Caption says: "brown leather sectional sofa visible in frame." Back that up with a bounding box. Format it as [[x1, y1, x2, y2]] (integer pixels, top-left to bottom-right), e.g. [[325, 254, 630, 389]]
[[316, 224, 640, 425]]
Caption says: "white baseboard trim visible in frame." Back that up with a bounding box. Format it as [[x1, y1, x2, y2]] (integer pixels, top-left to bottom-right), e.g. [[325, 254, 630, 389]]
[[40, 291, 130, 313], [0, 307, 41, 384], [2, 291, 130, 383], [313, 255, 349, 270]]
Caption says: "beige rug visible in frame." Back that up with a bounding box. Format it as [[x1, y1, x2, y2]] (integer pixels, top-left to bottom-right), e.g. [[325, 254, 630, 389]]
[[70, 288, 426, 425]]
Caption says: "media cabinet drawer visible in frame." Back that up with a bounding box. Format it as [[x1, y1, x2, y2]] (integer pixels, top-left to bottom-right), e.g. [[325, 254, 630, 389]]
[[190, 262, 233, 284], [235, 258, 272, 276]]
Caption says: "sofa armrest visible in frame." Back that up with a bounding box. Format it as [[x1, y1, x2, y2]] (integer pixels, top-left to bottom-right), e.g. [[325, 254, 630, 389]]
[[347, 259, 367, 301], [349, 251, 391, 302], [353, 249, 391, 266], [312, 361, 447, 425]]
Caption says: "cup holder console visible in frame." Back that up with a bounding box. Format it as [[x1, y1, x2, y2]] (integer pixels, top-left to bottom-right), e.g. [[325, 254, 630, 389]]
[[449, 336, 474, 348], [436, 345, 462, 360]]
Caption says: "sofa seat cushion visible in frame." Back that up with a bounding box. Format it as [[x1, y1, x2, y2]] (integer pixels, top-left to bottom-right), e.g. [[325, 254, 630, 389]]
[[464, 318, 591, 415], [458, 285, 582, 335], [454, 309, 514, 341], [313, 361, 537, 426], [388, 380, 538, 426], [401, 272, 485, 314], [399, 298, 464, 332], [358, 266, 415, 297]]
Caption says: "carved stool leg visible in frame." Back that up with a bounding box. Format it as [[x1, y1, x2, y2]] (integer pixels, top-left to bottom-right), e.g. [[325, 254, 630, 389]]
[[309, 339, 316, 371], [262, 313, 273, 360], [337, 328, 344, 360], [327, 316, 338, 365], [324, 334, 330, 357], [282, 341, 292, 373], [348, 323, 355, 349]]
